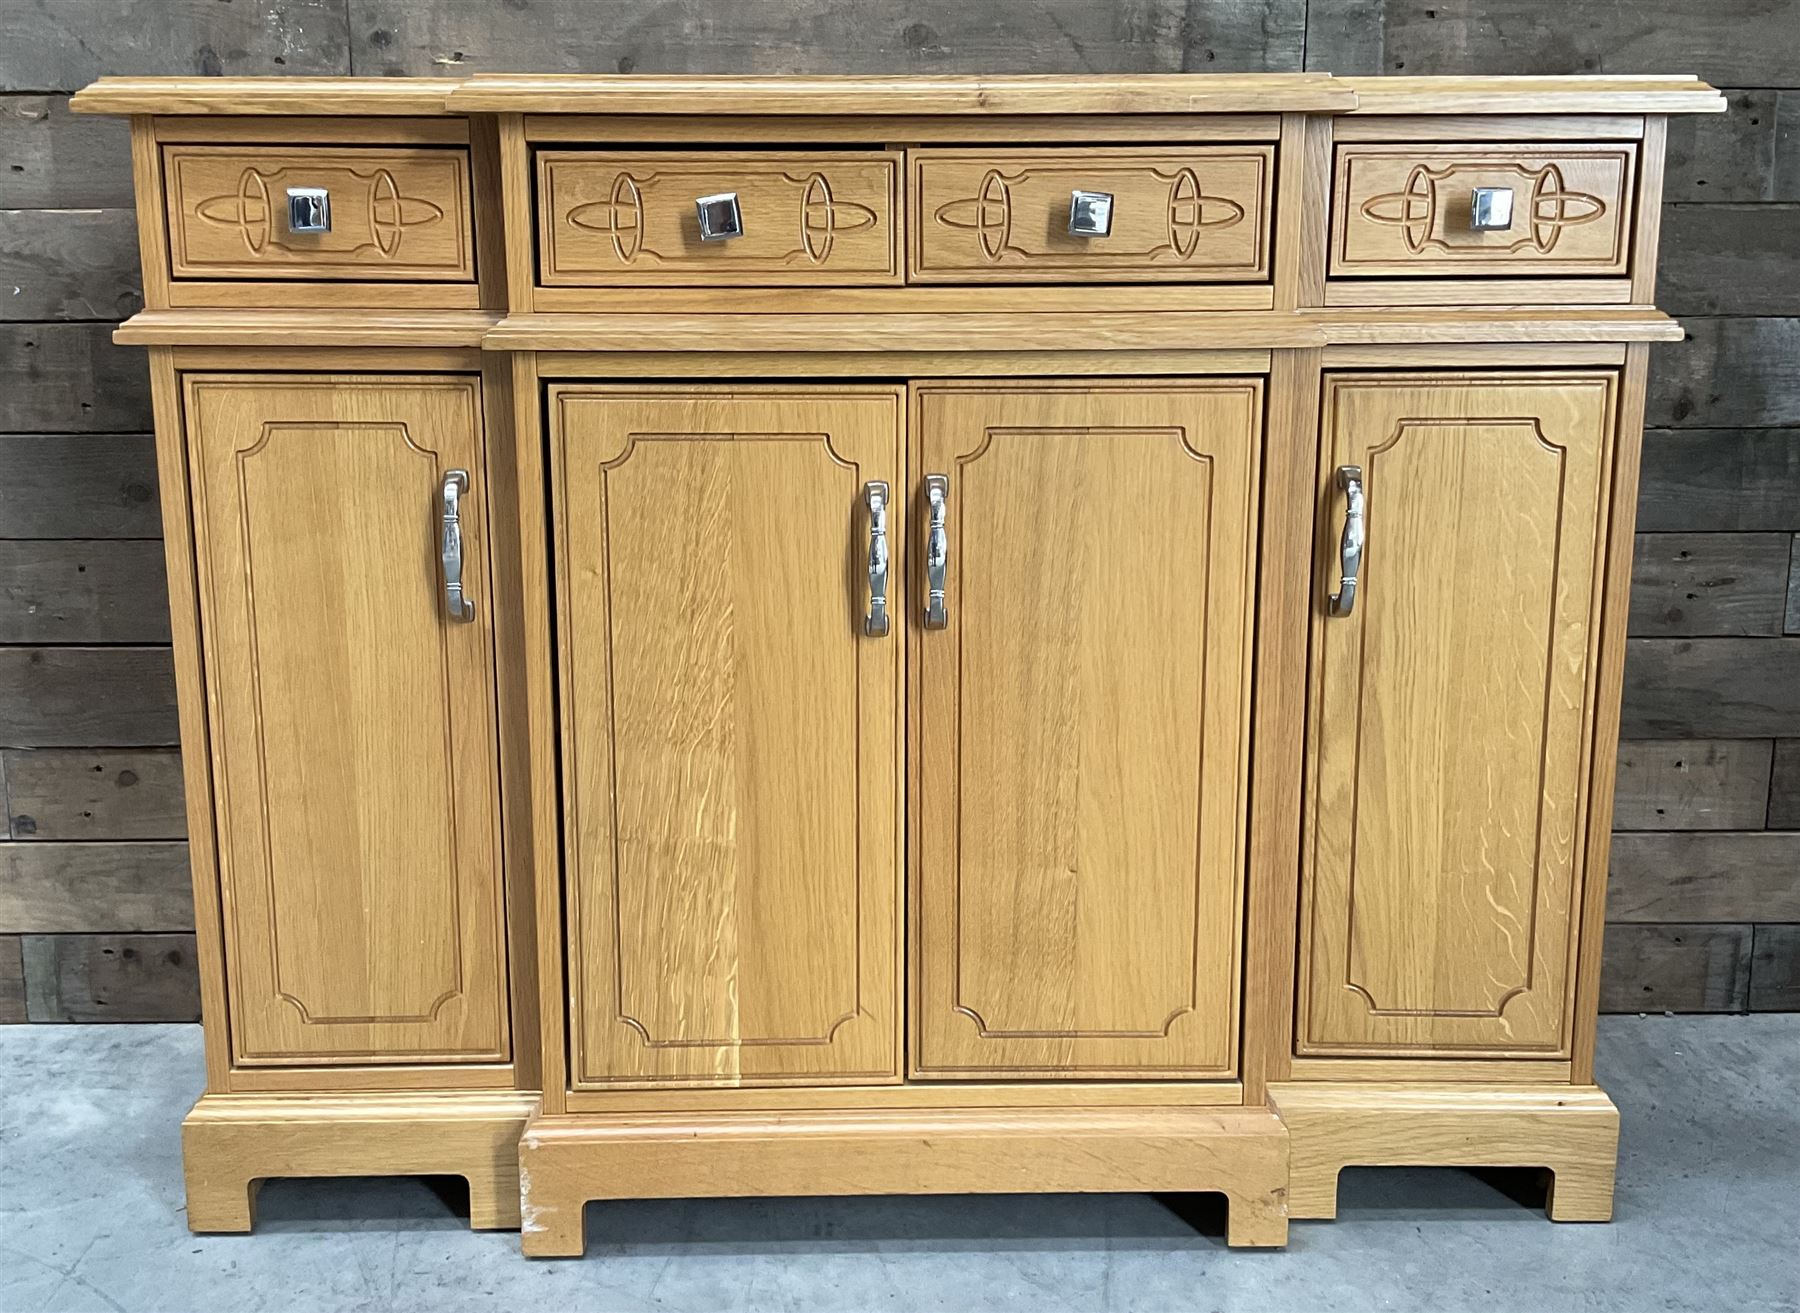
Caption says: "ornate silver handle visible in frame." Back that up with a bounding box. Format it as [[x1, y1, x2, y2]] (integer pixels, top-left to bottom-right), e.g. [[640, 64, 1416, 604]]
[[863, 480, 890, 638], [923, 474, 948, 630], [441, 469, 475, 624], [287, 187, 331, 233], [1328, 465, 1364, 618]]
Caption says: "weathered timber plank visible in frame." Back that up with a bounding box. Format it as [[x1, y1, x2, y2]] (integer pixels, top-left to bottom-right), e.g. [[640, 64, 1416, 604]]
[[1657, 206, 1800, 317], [1750, 925, 1800, 1011], [0, 541, 171, 644], [1612, 740, 1774, 830], [348, 0, 1307, 77], [1608, 832, 1800, 922], [0, 96, 132, 210], [1780, 90, 1800, 203], [1621, 638, 1800, 738], [0, 210, 142, 321], [0, 2, 349, 91], [1636, 429, 1800, 532], [0, 324, 151, 432], [3, 749, 185, 840], [0, 841, 191, 932], [21, 933, 200, 1023], [1303, 0, 1800, 85], [1600, 923, 1752, 1014], [1628, 533, 1790, 636], [1788, 536, 1799, 635], [1665, 90, 1780, 203], [1770, 740, 1800, 828], [0, 936, 22, 1023], [0, 435, 160, 539], [0, 648, 178, 747], [1648, 319, 1800, 429]]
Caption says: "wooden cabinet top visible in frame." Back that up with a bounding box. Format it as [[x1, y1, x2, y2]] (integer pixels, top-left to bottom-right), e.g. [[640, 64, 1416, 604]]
[[71, 73, 1724, 118]]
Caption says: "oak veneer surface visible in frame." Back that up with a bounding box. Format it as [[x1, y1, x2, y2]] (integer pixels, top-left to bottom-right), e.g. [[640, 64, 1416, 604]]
[[551, 386, 903, 1088], [184, 374, 509, 1066], [1300, 372, 1617, 1057], [910, 381, 1260, 1079]]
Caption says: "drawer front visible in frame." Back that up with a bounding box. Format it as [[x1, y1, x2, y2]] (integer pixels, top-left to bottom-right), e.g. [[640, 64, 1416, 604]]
[[537, 151, 902, 287], [164, 145, 476, 282], [1331, 143, 1636, 278], [909, 147, 1273, 283]]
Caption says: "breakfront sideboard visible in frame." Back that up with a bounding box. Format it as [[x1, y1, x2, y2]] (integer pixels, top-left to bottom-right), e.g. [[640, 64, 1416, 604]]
[[72, 72, 1724, 1253]]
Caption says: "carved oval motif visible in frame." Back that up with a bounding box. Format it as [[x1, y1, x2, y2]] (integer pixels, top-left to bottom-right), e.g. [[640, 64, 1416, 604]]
[[932, 168, 1014, 262], [1166, 167, 1246, 259], [1526, 163, 1604, 254], [799, 171, 878, 264], [567, 172, 646, 265], [195, 167, 273, 256], [366, 167, 446, 258]]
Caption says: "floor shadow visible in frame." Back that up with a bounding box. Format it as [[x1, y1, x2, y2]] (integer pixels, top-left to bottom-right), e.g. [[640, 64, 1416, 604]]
[[249, 1175, 473, 1233]]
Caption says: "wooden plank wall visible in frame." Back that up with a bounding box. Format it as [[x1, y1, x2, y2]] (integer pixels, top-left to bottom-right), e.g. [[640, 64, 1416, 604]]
[[0, 1, 1795, 1022]]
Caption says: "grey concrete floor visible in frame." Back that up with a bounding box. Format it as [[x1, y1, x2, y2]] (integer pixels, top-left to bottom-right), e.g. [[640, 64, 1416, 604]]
[[0, 1017, 1795, 1313]]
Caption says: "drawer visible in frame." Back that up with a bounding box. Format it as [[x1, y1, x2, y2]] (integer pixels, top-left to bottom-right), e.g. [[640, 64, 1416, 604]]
[[537, 150, 902, 287], [908, 147, 1273, 283], [1330, 143, 1636, 278], [163, 145, 476, 282]]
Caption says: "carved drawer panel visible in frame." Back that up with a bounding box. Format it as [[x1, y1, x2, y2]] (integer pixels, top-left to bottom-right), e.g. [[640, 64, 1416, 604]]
[[1331, 143, 1637, 278], [537, 150, 902, 287], [908, 147, 1273, 284], [163, 145, 476, 282]]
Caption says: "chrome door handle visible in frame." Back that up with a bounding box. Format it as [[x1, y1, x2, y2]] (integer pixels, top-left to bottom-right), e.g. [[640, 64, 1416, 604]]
[[1068, 189, 1115, 236], [286, 187, 331, 233], [695, 191, 744, 241], [441, 469, 475, 624], [1328, 464, 1364, 617], [923, 474, 948, 630], [863, 480, 890, 638], [1469, 186, 1515, 231]]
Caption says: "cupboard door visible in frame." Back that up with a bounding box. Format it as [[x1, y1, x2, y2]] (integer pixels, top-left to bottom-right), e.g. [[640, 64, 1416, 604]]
[[912, 381, 1262, 1079], [185, 375, 508, 1066], [552, 386, 902, 1088], [1299, 372, 1618, 1057]]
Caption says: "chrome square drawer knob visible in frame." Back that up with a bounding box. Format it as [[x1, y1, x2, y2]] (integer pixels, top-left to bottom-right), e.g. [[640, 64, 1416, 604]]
[[695, 192, 744, 242], [1469, 186, 1515, 232], [1068, 189, 1115, 237], [286, 186, 332, 234]]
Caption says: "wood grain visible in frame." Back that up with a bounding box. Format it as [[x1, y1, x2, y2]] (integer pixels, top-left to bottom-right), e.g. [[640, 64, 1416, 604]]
[[1771, 740, 1800, 828], [3, 748, 186, 840], [1658, 205, 1800, 316], [1648, 318, 1800, 429], [0, 435, 159, 538], [1621, 638, 1800, 737], [1599, 923, 1752, 1013], [0, 841, 191, 932], [1663, 90, 1785, 203], [909, 147, 1273, 284], [350, 10, 1313, 79], [911, 381, 1260, 1079], [1750, 925, 1800, 1011], [1635, 429, 1800, 532], [185, 374, 509, 1066], [0, 323, 151, 431], [1627, 533, 1791, 636], [0, 209, 142, 320], [552, 385, 902, 1088], [0, 936, 23, 1023], [0, 2, 349, 91], [0, 540, 171, 643], [21, 932, 201, 1022], [1304, 0, 1798, 85], [0, 96, 133, 209], [1608, 832, 1800, 922], [1611, 740, 1774, 831], [0, 647, 178, 746], [1299, 371, 1615, 1057]]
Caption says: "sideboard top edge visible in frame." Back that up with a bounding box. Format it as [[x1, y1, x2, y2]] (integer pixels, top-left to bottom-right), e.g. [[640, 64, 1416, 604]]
[[72, 72, 1723, 118]]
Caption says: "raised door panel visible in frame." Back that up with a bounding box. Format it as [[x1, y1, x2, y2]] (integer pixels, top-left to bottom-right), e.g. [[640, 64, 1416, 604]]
[[1299, 372, 1618, 1057], [912, 381, 1262, 1079], [185, 375, 508, 1066], [552, 386, 902, 1088]]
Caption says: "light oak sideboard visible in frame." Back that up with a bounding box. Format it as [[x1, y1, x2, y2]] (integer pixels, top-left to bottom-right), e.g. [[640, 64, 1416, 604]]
[[72, 72, 1726, 1254]]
